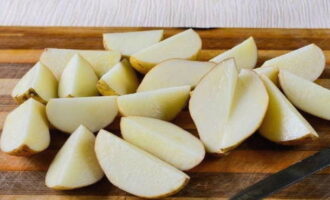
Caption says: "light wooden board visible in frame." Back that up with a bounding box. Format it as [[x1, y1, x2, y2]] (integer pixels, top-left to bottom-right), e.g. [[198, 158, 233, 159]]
[[0, 27, 329, 199]]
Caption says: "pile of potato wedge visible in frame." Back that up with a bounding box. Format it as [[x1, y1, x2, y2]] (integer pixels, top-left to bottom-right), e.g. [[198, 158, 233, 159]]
[[1, 28, 329, 198]]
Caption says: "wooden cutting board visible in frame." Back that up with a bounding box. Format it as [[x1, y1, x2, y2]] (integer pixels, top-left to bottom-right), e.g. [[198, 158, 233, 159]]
[[0, 27, 329, 200]]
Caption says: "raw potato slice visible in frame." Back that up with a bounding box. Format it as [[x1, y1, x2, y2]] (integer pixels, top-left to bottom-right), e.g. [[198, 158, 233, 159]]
[[97, 59, 139, 96], [0, 99, 50, 156], [137, 59, 215, 92], [130, 29, 202, 74], [11, 62, 58, 104], [121, 116, 205, 170], [254, 66, 279, 85], [95, 130, 189, 199], [46, 125, 104, 190], [210, 37, 257, 69], [118, 86, 190, 121], [259, 75, 318, 144], [189, 59, 269, 154], [40, 48, 121, 79], [279, 70, 330, 120], [46, 96, 118, 133], [261, 44, 325, 81], [58, 54, 99, 98], [103, 30, 164, 57]]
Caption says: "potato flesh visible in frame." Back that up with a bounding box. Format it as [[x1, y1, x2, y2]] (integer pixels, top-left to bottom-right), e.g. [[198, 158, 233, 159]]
[[46, 125, 104, 189], [279, 70, 330, 120], [210, 37, 257, 69], [98, 59, 139, 95], [46, 96, 118, 133], [130, 29, 202, 73], [40, 48, 121, 79], [259, 75, 318, 143], [11, 62, 58, 103], [103, 30, 163, 57], [121, 116, 205, 170], [95, 130, 189, 198], [118, 86, 190, 121], [58, 54, 99, 98], [261, 44, 325, 81], [189, 59, 238, 153], [254, 66, 279, 85], [137, 59, 215, 92], [0, 99, 50, 155]]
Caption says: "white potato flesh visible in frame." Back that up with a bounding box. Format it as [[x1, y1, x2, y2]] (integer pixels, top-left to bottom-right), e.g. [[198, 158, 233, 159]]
[[254, 66, 279, 85], [0, 99, 50, 156], [261, 44, 325, 81], [137, 59, 215, 92], [11, 62, 58, 104], [103, 30, 164, 57], [130, 29, 202, 74], [279, 70, 330, 120], [97, 59, 139, 96], [210, 37, 257, 69], [40, 48, 121, 78], [118, 85, 190, 121], [190, 59, 268, 154], [95, 130, 189, 198], [121, 116, 205, 170], [46, 125, 104, 190], [46, 96, 118, 133], [58, 54, 99, 98], [259, 75, 318, 144]]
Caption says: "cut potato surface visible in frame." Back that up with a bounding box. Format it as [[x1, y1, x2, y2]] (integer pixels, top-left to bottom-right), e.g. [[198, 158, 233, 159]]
[[58, 54, 99, 98], [261, 44, 325, 81], [130, 29, 202, 74], [137, 59, 215, 92], [190, 59, 268, 154], [0, 99, 50, 156], [46, 96, 118, 133], [210, 37, 257, 69], [103, 30, 164, 57], [259, 75, 318, 144], [121, 116, 205, 170], [12, 62, 58, 104], [254, 66, 279, 85], [46, 125, 104, 190], [95, 130, 189, 199], [118, 85, 190, 121], [97, 59, 139, 96], [279, 70, 330, 120], [40, 48, 121, 79]]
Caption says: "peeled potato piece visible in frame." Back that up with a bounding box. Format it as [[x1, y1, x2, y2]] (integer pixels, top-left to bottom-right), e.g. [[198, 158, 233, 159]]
[[279, 70, 330, 120], [261, 44, 325, 81], [254, 66, 279, 85], [11, 62, 58, 104], [130, 29, 202, 74], [40, 48, 121, 79], [0, 99, 50, 156], [117, 86, 190, 121], [189, 59, 268, 154], [137, 59, 215, 92], [95, 130, 189, 199], [259, 75, 318, 144], [103, 30, 164, 57], [46, 125, 104, 190], [46, 96, 118, 133], [97, 59, 139, 96], [210, 37, 257, 69], [121, 116, 205, 170], [58, 54, 99, 98]]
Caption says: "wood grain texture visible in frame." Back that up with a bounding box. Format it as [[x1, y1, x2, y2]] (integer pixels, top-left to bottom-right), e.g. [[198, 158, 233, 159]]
[[0, 0, 330, 28], [0, 27, 330, 199]]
